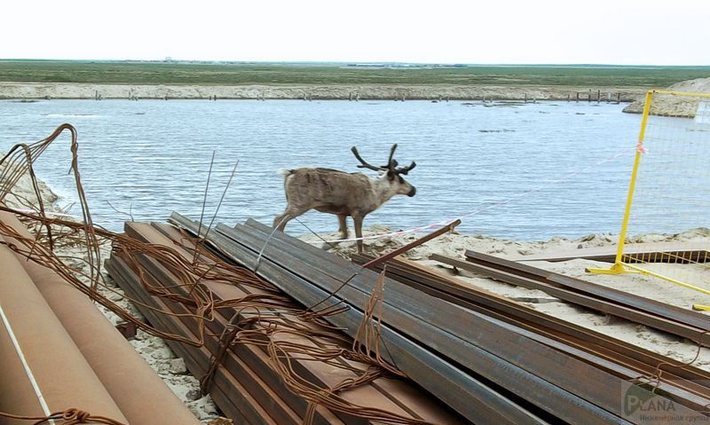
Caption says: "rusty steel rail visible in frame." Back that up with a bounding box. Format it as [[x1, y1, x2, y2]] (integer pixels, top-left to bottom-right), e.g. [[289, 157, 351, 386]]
[[361, 219, 461, 269], [433, 254, 707, 344], [229, 219, 710, 421], [165, 213, 710, 425], [106, 256, 284, 424], [109, 246, 345, 425], [352, 253, 710, 409], [168, 214, 550, 425], [457, 251, 710, 345], [138, 220, 463, 424]]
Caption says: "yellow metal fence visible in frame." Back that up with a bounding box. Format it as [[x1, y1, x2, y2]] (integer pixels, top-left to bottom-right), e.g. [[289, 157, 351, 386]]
[[589, 90, 710, 306]]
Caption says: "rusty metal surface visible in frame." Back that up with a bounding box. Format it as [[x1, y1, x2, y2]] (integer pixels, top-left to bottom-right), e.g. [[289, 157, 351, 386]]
[[166, 214, 543, 425], [434, 253, 707, 344], [504, 243, 710, 263], [461, 251, 710, 343], [0, 210, 201, 425], [108, 219, 468, 425], [432, 254, 710, 406], [228, 217, 710, 423], [122, 213, 710, 424], [202, 217, 636, 423], [0, 238, 128, 425], [354, 254, 710, 411], [128, 221, 441, 423], [361, 219, 460, 269], [106, 256, 283, 424]]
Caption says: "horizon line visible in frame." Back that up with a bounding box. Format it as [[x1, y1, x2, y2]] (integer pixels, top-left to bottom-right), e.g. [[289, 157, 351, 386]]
[[1, 58, 709, 68]]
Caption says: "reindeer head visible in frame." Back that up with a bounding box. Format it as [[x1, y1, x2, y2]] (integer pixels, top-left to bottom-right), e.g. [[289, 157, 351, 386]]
[[351, 144, 417, 197]]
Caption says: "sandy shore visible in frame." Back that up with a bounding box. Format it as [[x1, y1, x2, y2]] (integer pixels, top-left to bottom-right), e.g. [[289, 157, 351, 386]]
[[0, 81, 647, 102]]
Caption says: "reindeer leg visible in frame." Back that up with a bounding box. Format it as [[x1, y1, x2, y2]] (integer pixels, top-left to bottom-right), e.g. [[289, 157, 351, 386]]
[[273, 212, 291, 231], [274, 206, 308, 231], [337, 215, 349, 239], [352, 214, 365, 253]]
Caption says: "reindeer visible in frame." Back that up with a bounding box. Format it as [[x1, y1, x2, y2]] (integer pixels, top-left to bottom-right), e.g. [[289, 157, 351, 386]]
[[273, 144, 416, 252]]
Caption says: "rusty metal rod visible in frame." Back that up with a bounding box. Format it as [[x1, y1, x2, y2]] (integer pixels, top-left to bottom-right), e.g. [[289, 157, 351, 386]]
[[188, 216, 634, 424], [467, 250, 710, 333], [120, 223, 355, 425], [105, 256, 281, 425], [453, 252, 710, 345], [169, 215, 546, 425]]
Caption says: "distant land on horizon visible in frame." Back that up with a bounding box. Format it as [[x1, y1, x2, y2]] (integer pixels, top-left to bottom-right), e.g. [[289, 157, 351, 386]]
[[1, 58, 709, 70], [1, 59, 708, 101]]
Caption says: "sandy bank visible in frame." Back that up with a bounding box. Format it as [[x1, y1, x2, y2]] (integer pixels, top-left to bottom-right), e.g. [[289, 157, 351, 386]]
[[0, 81, 647, 102], [622, 77, 710, 116]]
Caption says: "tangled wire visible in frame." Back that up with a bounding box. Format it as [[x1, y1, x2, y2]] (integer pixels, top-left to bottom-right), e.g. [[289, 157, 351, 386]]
[[0, 124, 437, 425]]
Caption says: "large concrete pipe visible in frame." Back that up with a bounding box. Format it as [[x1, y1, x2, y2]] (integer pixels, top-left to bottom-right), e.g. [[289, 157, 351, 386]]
[[0, 239, 128, 425], [0, 211, 201, 425]]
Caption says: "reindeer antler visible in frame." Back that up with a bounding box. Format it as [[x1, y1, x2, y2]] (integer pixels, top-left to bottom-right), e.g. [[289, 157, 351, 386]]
[[386, 144, 398, 168], [351, 146, 387, 171], [396, 161, 416, 175], [352, 144, 416, 175]]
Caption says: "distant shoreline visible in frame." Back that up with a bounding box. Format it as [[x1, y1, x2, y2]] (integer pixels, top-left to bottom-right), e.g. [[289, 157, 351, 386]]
[[0, 82, 647, 102]]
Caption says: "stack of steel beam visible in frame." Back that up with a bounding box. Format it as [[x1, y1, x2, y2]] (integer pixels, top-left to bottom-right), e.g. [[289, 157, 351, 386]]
[[106, 219, 466, 424], [164, 214, 710, 425], [352, 253, 710, 418], [449, 251, 710, 345]]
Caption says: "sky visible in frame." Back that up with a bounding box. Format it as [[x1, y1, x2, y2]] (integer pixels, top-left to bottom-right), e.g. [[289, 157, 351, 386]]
[[2, 0, 709, 66]]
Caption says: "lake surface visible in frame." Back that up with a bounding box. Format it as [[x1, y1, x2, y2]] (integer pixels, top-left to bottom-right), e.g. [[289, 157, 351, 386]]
[[0, 98, 666, 241]]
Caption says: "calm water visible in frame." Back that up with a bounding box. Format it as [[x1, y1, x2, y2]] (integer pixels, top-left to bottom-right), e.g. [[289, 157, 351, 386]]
[[0, 98, 649, 240]]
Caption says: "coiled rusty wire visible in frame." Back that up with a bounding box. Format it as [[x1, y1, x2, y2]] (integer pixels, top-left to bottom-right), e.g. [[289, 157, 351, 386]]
[[0, 407, 127, 425], [0, 124, 439, 425]]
